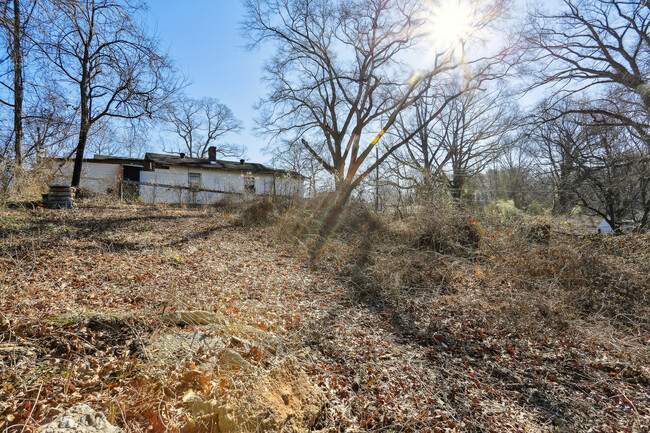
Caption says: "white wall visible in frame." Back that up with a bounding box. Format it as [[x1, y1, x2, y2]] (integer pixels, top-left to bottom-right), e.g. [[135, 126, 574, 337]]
[[140, 167, 245, 204], [53, 161, 121, 194], [57, 160, 304, 203], [140, 168, 302, 204], [255, 175, 304, 197]]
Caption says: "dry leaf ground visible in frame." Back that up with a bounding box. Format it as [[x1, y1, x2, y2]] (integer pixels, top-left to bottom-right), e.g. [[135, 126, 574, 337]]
[[1, 200, 648, 432]]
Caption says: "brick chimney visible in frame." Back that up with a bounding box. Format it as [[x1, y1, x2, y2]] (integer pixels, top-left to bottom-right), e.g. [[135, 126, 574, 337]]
[[208, 146, 217, 162]]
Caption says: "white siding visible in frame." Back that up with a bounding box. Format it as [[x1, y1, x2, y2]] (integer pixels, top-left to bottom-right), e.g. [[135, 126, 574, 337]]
[[55, 159, 304, 204], [139, 169, 302, 204], [249, 174, 303, 197], [140, 167, 248, 204], [597, 219, 613, 234], [53, 161, 122, 194]]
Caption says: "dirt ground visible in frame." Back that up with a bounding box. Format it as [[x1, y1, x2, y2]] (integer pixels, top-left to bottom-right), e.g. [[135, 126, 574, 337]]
[[1, 203, 648, 432]]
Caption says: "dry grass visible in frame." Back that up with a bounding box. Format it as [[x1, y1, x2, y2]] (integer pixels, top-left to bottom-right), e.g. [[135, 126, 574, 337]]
[[0, 194, 648, 432], [0, 162, 59, 207], [271, 194, 650, 432]]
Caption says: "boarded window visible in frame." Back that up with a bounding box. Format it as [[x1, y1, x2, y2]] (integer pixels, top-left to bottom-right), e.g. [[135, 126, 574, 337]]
[[245, 176, 255, 193], [189, 173, 201, 188]]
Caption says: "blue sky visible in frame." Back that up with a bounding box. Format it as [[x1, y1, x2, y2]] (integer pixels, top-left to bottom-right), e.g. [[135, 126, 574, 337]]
[[146, 1, 269, 163]]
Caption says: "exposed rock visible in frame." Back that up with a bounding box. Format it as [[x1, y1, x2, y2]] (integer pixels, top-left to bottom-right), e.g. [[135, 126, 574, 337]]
[[216, 349, 251, 370], [193, 356, 325, 432], [239, 325, 279, 356], [253, 356, 325, 430], [228, 335, 250, 348], [37, 404, 122, 433], [148, 330, 223, 363], [216, 403, 261, 433], [161, 310, 225, 326]]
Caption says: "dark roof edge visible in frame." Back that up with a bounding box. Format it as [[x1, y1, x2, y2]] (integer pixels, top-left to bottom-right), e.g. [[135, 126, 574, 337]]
[[51, 156, 145, 165], [50, 155, 306, 179]]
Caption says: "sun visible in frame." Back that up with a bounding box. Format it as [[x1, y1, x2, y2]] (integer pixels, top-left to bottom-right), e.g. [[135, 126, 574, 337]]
[[422, 0, 476, 54]]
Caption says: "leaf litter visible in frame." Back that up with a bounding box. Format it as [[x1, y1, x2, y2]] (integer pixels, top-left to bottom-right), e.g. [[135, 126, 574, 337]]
[[0, 203, 648, 432]]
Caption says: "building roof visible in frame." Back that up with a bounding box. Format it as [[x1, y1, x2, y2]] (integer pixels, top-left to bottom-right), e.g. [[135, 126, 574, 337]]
[[54, 153, 304, 178], [144, 153, 303, 178], [87, 155, 146, 165]]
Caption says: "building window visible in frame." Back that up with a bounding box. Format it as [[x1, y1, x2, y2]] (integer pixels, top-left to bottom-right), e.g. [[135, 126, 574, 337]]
[[245, 176, 255, 193], [189, 173, 201, 189]]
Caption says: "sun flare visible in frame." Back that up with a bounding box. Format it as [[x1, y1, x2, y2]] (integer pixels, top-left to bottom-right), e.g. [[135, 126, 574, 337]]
[[423, 0, 475, 53]]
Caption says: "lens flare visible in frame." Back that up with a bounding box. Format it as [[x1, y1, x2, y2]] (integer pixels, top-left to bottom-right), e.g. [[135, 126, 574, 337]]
[[422, 0, 475, 54]]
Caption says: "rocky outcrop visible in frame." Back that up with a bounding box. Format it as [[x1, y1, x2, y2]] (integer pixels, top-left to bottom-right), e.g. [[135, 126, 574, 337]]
[[37, 404, 122, 433], [148, 321, 323, 432]]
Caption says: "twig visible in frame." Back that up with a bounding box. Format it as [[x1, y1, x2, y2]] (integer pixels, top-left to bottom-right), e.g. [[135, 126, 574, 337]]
[[19, 382, 42, 433], [63, 361, 75, 399]]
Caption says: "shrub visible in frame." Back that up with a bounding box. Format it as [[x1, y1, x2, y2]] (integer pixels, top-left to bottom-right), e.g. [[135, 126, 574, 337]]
[[271, 187, 649, 334], [1, 162, 56, 207], [237, 197, 278, 226]]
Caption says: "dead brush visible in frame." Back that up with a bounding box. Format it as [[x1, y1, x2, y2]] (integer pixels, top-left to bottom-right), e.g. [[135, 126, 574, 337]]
[[481, 216, 650, 332], [1, 162, 56, 207], [272, 192, 648, 338], [211, 196, 241, 214], [74, 187, 122, 208], [409, 212, 480, 256], [235, 197, 278, 226], [270, 193, 480, 298]]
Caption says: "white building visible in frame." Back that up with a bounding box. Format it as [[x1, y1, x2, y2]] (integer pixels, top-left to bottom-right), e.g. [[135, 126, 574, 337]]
[[596, 219, 613, 234], [53, 148, 304, 204]]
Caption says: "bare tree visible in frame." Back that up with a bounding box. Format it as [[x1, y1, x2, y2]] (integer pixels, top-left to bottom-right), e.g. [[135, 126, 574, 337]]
[[393, 78, 515, 197], [243, 0, 508, 204], [269, 138, 326, 197], [519, 1, 650, 229], [0, 0, 38, 167], [35, 0, 177, 187], [574, 125, 648, 231], [526, 98, 585, 214], [23, 86, 76, 162], [521, 0, 650, 140], [165, 95, 243, 159], [528, 98, 650, 230]]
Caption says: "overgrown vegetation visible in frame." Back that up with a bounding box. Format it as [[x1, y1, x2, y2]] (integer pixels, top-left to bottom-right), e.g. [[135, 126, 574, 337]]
[[271, 192, 649, 431], [1, 194, 648, 432]]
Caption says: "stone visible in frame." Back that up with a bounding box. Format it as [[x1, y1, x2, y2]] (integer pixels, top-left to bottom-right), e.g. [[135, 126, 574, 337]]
[[37, 404, 122, 433], [228, 336, 249, 348], [216, 349, 251, 371], [193, 356, 325, 433], [148, 330, 223, 363], [253, 356, 325, 430], [161, 310, 225, 326]]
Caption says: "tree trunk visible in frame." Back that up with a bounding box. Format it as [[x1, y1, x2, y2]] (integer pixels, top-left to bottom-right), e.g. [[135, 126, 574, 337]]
[[450, 174, 465, 199], [72, 84, 90, 187], [638, 207, 649, 231], [12, 0, 23, 166], [71, 124, 89, 187], [72, 33, 91, 188]]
